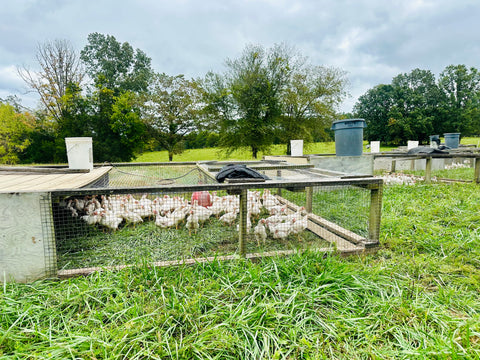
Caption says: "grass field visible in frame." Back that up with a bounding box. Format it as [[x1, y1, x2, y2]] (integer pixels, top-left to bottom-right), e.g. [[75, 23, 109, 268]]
[[1, 182, 479, 358], [1, 139, 480, 358], [135, 137, 479, 163]]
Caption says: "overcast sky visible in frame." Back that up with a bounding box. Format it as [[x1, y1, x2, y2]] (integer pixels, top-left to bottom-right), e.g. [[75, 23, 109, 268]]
[[1, 0, 480, 113]]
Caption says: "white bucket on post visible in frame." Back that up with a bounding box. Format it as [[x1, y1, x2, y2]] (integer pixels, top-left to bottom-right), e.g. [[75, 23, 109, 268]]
[[65, 137, 93, 171], [290, 140, 304, 156], [407, 140, 419, 150], [370, 141, 380, 153]]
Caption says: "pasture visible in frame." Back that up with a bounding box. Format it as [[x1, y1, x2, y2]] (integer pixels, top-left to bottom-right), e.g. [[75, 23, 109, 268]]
[[1, 141, 480, 359]]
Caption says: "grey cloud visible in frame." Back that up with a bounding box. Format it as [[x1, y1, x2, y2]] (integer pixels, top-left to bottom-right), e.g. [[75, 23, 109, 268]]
[[1, 0, 480, 112]]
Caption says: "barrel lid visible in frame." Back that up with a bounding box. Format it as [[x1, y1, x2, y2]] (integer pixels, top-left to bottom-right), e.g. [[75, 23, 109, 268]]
[[331, 118, 366, 130]]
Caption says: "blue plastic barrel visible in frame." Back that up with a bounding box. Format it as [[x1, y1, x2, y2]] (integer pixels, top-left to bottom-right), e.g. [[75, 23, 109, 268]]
[[331, 119, 367, 156], [444, 133, 460, 149]]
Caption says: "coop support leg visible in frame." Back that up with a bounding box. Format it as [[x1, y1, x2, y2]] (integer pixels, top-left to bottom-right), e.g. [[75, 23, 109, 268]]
[[368, 185, 382, 244], [238, 188, 248, 258], [475, 157, 480, 184], [277, 170, 282, 196], [305, 186, 313, 213], [425, 156, 432, 184]]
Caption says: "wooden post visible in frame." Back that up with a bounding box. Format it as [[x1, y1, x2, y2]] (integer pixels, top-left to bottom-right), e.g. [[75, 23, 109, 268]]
[[368, 184, 382, 243], [475, 157, 480, 184], [238, 188, 248, 257], [425, 156, 432, 184], [277, 170, 282, 196], [305, 186, 313, 213], [391, 159, 396, 173]]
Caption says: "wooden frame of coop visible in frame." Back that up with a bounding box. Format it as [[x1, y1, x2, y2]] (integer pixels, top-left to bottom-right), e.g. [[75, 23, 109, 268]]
[[0, 162, 383, 282], [48, 176, 383, 279]]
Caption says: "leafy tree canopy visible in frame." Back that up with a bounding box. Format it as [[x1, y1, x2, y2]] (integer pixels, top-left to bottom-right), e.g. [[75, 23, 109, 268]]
[[142, 73, 205, 161], [80, 33, 154, 95]]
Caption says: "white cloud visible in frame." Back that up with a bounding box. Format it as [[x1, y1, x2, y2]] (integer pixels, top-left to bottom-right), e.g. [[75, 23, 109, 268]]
[[1, 0, 480, 113]]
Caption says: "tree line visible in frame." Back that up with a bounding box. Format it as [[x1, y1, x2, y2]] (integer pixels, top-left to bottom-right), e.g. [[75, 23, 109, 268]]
[[0, 34, 347, 164], [353, 66, 480, 145]]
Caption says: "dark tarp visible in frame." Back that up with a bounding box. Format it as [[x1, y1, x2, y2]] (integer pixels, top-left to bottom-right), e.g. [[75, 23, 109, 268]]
[[215, 164, 270, 183], [407, 146, 450, 155]]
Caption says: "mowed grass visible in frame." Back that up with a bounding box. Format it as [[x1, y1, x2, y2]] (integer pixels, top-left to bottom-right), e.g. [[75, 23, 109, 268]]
[[135, 137, 479, 163], [135, 141, 395, 162], [1, 182, 480, 359]]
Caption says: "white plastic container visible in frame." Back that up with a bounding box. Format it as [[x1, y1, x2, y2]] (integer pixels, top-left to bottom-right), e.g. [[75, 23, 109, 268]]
[[290, 140, 304, 156], [370, 141, 380, 153], [65, 137, 93, 170], [407, 140, 419, 150]]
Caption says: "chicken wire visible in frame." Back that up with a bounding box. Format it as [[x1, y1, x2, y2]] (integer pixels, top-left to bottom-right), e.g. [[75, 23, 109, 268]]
[[45, 167, 382, 277], [90, 163, 217, 188]]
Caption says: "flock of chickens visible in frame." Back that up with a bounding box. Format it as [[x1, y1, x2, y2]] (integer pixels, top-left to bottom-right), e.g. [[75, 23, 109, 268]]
[[62, 189, 309, 245]]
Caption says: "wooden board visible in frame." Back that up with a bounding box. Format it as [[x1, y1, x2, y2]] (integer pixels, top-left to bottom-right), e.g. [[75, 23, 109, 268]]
[[275, 195, 368, 245], [0, 166, 112, 192], [57, 247, 343, 279], [0, 192, 51, 283]]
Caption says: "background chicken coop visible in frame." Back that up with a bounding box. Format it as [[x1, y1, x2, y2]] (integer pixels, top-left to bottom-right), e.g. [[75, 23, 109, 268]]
[[0, 161, 382, 281]]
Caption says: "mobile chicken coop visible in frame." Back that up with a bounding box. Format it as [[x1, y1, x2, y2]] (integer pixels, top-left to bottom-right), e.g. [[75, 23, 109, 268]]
[[0, 161, 383, 283]]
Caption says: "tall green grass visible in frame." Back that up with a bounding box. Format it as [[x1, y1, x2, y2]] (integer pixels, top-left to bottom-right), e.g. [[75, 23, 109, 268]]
[[1, 183, 480, 358]]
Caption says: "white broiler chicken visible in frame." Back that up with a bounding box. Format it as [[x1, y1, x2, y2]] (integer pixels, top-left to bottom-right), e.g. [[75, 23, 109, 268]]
[[170, 207, 188, 229], [253, 218, 268, 246], [154, 210, 175, 228], [66, 199, 78, 217], [285, 206, 307, 222], [85, 196, 101, 215], [108, 195, 124, 214], [81, 210, 101, 226], [290, 215, 308, 240], [99, 210, 123, 231], [272, 226, 290, 240], [249, 198, 262, 219], [219, 211, 237, 226], [208, 198, 225, 217], [186, 210, 200, 235], [121, 205, 143, 228], [194, 206, 213, 224], [261, 189, 279, 211]]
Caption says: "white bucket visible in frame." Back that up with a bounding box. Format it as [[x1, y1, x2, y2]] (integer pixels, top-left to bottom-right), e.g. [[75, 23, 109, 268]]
[[407, 140, 419, 150], [65, 137, 93, 170], [290, 140, 304, 156], [370, 141, 380, 153]]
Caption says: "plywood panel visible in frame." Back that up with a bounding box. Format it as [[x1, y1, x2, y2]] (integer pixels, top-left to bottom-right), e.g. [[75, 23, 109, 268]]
[[0, 192, 48, 283], [0, 166, 111, 192]]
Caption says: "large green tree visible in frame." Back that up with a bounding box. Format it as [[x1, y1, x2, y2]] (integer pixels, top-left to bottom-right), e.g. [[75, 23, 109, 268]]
[[354, 66, 480, 145], [353, 84, 395, 143], [437, 64, 480, 135], [279, 65, 348, 153], [205, 44, 294, 158], [80, 33, 153, 95], [0, 103, 34, 164], [142, 73, 205, 161], [77, 33, 153, 162], [205, 44, 348, 158]]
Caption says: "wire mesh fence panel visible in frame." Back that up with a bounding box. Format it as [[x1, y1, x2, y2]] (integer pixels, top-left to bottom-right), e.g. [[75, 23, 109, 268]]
[[52, 189, 240, 272], [93, 164, 217, 188], [46, 166, 382, 276]]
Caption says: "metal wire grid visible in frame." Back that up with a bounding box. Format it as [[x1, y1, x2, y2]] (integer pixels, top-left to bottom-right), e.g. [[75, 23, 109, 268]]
[[46, 177, 382, 276], [89, 164, 217, 189], [39, 194, 57, 277]]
